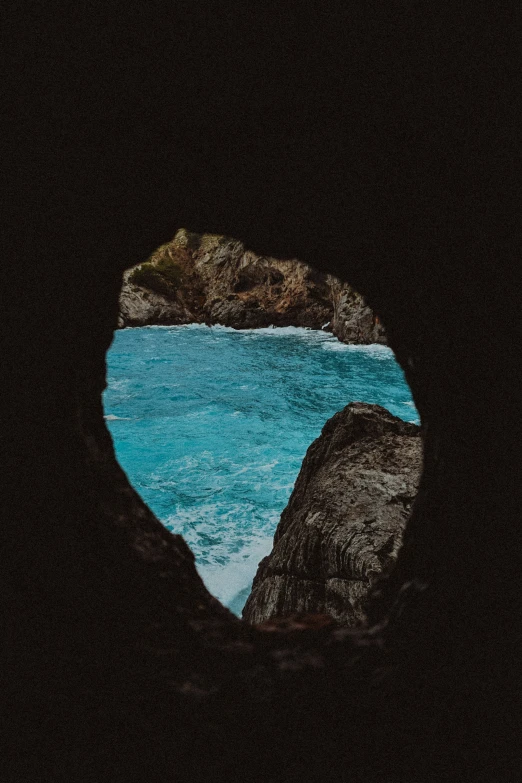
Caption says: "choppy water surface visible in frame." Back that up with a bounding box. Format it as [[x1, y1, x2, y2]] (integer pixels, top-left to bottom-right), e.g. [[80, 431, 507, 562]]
[[104, 325, 418, 615]]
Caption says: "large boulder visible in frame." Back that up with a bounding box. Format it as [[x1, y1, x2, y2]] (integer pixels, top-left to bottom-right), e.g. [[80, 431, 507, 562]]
[[243, 403, 422, 626]]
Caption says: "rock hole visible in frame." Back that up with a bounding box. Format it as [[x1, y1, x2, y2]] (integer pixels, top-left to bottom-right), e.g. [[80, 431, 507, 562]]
[[106, 229, 421, 624]]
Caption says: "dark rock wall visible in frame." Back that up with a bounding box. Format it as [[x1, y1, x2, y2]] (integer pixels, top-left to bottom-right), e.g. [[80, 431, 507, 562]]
[[244, 404, 422, 626], [3, 3, 522, 782]]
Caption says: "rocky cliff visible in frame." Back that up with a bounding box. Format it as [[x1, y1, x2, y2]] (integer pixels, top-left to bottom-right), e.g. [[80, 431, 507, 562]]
[[118, 229, 385, 343], [329, 278, 387, 345], [243, 403, 422, 627]]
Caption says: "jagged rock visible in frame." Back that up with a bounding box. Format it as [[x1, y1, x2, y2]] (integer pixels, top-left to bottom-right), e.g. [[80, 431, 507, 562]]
[[117, 279, 193, 327], [117, 229, 385, 340], [328, 278, 387, 344], [207, 296, 249, 326], [243, 403, 422, 626]]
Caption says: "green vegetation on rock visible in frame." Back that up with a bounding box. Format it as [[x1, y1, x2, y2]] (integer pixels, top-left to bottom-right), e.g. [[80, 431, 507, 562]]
[[129, 255, 183, 298]]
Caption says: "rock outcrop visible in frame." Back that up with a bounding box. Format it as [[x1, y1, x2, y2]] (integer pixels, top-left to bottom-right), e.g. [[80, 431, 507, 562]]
[[118, 229, 385, 343], [329, 278, 387, 345], [243, 403, 422, 626], [117, 283, 193, 327]]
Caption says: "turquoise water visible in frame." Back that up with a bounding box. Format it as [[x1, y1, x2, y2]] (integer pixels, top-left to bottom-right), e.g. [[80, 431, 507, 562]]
[[104, 325, 418, 615]]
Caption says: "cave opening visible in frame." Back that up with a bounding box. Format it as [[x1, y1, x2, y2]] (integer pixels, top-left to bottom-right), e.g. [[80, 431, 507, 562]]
[[103, 232, 421, 623], [5, 2, 521, 780]]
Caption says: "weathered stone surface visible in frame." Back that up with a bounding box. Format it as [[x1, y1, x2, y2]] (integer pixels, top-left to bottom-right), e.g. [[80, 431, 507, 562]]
[[244, 403, 422, 626], [329, 278, 387, 345], [118, 229, 386, 341], [117, 280, 192, 327]]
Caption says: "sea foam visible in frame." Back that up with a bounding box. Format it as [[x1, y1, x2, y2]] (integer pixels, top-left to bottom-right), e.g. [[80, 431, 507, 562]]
[[104, 325, 417, 614]]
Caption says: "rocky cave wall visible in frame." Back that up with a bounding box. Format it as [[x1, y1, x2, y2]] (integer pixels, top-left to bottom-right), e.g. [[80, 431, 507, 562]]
[[3, 3, 522, 782]]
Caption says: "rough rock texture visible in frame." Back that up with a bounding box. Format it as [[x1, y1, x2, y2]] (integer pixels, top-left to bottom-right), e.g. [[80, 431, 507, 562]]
[[117, 283, 192, 327], [244, 404, 421, 626], [329, 279, 387, 345], [118, 229, 385, 342], [5, 5, 522, 783]]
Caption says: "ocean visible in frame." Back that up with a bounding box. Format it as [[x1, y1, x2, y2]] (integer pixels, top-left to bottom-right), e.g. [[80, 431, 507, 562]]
[[103, 324, 418, 615]]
